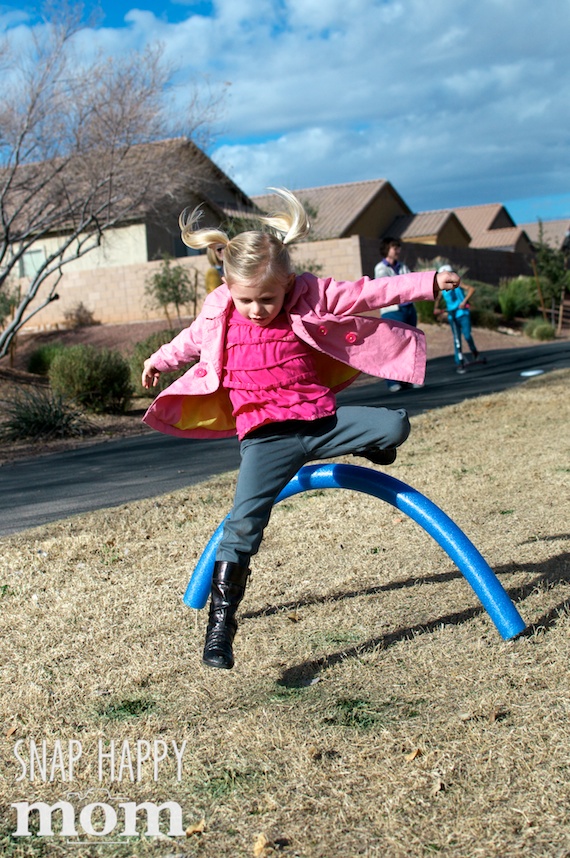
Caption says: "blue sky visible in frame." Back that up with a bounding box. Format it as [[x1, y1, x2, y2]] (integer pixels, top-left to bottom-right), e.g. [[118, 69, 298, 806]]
[[2, 0, 570, 227]]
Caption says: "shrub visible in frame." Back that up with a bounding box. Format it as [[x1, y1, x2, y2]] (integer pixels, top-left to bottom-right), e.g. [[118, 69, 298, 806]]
[[63, 301, 99, 329], [49, 344, 133, 413], [145, 256, 196, 325], [0, 387, 90, 441], [470, 308, 498, 330], [128, 330, 190, 397], [415, 300, 436, 325], [498, 277, 539, 321], [0, 288, 17, 327], [469, 281, 500, 314], [27, 343, 67, 375], [523, 317, 556, 341]]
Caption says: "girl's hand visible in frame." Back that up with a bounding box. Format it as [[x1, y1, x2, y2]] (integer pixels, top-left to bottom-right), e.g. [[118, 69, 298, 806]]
[[436, 270, 460, 291], [142, 359, 161, 389]]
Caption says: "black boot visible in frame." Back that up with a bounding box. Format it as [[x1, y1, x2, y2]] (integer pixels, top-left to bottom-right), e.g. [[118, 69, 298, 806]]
[[353, 447, 397, 466], [203, 561, 250, 670]]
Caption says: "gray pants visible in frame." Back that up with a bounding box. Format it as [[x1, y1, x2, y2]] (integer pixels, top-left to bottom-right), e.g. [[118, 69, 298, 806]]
[[216, 406, 410, 565]]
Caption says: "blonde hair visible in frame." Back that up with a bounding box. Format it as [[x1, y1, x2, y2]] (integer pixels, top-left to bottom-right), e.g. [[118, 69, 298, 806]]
[[179, 188, 310, 286], [206, 246, 220, 267]]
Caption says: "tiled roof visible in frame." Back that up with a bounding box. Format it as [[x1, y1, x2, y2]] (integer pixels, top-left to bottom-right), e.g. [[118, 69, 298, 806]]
[[413, 203, 529, 251], [452, 203, 510, 234], [253, 179, 403, 239], [466, 226, 527, 250], [3, 137, 259, 235], [519, 218, 570, 249], [386, 210, 470, 242]]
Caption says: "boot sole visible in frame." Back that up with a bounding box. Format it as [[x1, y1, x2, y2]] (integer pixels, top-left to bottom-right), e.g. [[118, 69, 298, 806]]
[[202, 655, 234, 670]]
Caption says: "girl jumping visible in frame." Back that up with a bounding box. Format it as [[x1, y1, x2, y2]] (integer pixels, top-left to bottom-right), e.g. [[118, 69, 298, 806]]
[[142, 189, 459, 670]]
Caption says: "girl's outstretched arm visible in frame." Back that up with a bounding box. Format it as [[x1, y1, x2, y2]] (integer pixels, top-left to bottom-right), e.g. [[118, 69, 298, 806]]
[[307, 270, 437, 317]]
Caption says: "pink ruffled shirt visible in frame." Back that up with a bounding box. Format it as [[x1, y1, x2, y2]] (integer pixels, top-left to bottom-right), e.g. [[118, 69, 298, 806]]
[[223, 307, 336, 440]]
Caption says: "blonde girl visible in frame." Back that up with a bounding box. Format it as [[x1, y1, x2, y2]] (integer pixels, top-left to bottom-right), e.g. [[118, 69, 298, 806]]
[[142, 189, 459, 670]]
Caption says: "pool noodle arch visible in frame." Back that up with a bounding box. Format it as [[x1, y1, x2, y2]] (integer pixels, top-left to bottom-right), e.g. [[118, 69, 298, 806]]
[[183, 464, 526, 641]]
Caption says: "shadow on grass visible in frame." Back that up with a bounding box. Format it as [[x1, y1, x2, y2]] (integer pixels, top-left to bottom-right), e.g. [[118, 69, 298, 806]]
[[242, 568, 464, 620], [273, 550, 570, 688]]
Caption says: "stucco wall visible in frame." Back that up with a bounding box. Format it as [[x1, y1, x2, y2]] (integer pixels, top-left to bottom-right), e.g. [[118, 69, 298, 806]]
[[290, 235, 364, 282], [22, 224, 149, 277], [14, 233, 533, 333], [16, 254, 209, 332], [17, 236, 366, 332]]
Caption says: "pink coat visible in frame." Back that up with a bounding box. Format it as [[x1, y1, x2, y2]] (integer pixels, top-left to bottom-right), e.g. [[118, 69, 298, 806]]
[[143, 270, 436, 439]]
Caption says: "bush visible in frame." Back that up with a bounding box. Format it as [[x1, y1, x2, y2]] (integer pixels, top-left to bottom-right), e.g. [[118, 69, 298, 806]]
[[415, 300, 436, 325], [49, 344, 133, 413], [523, 317, 556, 341], [0, 387, 90, 441], [469, 281, 500, 314], [63, 301, 99, 329], [498, 277, 539, 321], [470, 308, 498, 330], [26, 343, 67, 375], [0, 288, 17, 328], [128, 330, 190, 397], [145, 257, 196, 325]]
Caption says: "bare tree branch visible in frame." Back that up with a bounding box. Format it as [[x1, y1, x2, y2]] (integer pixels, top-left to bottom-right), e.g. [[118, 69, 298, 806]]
[[0, 3, 224, 357]]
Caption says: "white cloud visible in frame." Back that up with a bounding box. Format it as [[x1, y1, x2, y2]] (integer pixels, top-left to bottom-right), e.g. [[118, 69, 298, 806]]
[[2, 0, 569, 219]]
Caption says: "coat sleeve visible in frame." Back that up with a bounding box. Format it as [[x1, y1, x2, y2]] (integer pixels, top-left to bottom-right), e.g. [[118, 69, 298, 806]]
[[306, 271, 436, 317], [149, 318, 204, 372]]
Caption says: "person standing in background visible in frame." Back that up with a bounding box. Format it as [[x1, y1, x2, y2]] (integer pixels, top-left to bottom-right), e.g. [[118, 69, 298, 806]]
[[205, 243, 225, 293], [433, 265, 483, 373], [374, 238, 418, 392]]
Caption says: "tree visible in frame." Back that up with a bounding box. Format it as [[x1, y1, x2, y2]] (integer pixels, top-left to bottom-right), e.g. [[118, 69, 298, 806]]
[[533, 221, 570, 334], [145, 255, 196, 326], [0, 3, 223, 357]]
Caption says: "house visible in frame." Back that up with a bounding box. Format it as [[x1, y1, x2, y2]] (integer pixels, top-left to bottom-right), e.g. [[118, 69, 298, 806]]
[[8, 160, 537, 333], [446, 204, 533, 254], [14, 137, 261, 278], [382, 210, 471, 247], [253, 179, 411, 241], [91, 137, 261, 264], [253, 180, 534, 285], [254, 182, 533, 254], [518, 218, 570, 251], [389, 202, 533, 254], [7, 138, 263, 331]]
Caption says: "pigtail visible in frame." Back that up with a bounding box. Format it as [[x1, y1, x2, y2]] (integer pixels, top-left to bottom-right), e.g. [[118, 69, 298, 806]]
[[178, 188, 309, 285], [179, 206, 230, 252], [258, 188, 311, 245]]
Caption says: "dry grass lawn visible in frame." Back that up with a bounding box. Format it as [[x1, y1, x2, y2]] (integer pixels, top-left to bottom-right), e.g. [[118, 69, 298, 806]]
[[1, 369, 569, 858]]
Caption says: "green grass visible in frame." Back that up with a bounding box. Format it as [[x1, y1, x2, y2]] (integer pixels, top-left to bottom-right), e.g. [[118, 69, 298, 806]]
[[98, 698, 156, 721]]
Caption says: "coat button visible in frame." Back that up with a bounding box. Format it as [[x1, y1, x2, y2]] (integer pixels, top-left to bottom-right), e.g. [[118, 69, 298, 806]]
[[194, 365, 207, 378], [345, 331, 357, 344], [318, 325, 328, 335]]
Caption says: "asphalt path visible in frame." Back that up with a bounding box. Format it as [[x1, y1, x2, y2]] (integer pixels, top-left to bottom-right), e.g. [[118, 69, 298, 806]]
[[1, 340, 568, 537]]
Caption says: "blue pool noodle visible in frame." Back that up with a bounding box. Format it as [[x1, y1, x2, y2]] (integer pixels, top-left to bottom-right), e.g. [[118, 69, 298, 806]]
[[183, 464, 526, 641]]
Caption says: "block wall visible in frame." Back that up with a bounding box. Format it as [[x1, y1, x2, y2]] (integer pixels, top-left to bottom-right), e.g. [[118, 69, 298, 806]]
[[17, 237, 365, 332], [14, 234, 533, 334]]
